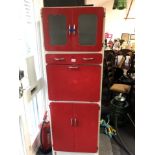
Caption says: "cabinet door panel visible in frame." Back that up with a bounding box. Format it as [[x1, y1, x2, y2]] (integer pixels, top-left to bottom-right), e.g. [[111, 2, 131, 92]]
[[48, 15, 67, 45], [74, 104, 99, 152], [78, 14, 97, 45], [42, 8, 73, 51], [46, 65, 101, 102], [50, 103, 75, 151], [72, 7, 105, 51]]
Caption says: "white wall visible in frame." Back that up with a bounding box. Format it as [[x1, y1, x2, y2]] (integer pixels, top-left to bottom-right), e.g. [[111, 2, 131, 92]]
[[104, 0, 135, 39], [86, 0, 135, 40]]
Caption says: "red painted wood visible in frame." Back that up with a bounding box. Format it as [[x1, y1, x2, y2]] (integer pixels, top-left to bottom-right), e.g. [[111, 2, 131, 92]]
[[49, 103, 99, 152], [42, 7, 73, 51], [50, 103, 75, 151], [74, 103, 99, 152], [46, 64, 101, 101], [42, 7, 105, 51], [72, 7, 105, 51], [46, 54, 102, 65]]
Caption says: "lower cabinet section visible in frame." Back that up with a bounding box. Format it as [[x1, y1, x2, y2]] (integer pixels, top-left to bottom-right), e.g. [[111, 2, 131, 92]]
[[50, 103, 100, 153]]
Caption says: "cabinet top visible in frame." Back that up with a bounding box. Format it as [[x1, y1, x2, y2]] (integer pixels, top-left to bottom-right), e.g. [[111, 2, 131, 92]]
[[42, 6, 105, 11]]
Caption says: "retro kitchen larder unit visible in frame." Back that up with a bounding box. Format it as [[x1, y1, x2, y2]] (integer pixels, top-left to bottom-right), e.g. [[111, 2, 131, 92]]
[[42, 6, 105, 155]]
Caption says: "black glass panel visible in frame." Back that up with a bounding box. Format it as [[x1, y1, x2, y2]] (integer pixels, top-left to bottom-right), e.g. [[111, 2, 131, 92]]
[[48, 15, 66, 45], [79, 14, 97, 45]]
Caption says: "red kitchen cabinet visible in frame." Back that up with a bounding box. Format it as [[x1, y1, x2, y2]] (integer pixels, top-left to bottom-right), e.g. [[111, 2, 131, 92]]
[[42, 6, 105, 155], [50, 103, 99, 152], [42, 7, 105, 51]]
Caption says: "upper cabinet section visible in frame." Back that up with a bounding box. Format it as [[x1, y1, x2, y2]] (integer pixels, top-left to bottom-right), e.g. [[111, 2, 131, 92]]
[[42, 7, 105, 52]]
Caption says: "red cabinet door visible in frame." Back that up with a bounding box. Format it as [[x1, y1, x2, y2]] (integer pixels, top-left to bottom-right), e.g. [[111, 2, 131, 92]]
[[42, 8, 73, 51], [74, 104, 99, 153], [72, 7, 105, 51], [50, 103, 75, 151], [46, 64, 101, 101]]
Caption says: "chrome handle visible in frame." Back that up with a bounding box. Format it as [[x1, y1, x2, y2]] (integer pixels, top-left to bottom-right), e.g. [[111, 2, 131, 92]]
[[73, 24, 76, 35], [74, 118, 78, 126], [54, 58, 65, 61], [82, 57, 95, 61], [68, 66, 79, 69], [69, 24, 76, 35], [68, 25, 71, 35], [71, 118, 74, 126]]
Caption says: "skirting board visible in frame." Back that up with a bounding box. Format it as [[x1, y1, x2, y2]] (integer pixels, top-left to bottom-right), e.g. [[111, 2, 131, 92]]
[[53, 151, 98, 155]]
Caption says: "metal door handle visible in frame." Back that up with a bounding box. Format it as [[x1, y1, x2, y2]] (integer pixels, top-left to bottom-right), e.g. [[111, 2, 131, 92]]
[[73, 24, 76, 35], [82, 57, 95, 61], [68, 25, 71, 35], [74, 118, 78, 126], [68, 66, 79, 69], [54, 58, 65, 61], [71, 118, 74, 126], [69, 24, 76, 35]]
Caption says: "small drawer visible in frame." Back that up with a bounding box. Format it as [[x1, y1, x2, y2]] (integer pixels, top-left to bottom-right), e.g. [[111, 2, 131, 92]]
[[77, 54, 102, 64], [46, 54, 102, 65]]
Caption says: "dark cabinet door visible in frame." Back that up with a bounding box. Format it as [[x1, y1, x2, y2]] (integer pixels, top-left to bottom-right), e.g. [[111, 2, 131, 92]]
[[72, 7, 105, 51], [46, 64, 101, 102], [50, 103, 75, 151], [42, 8, 73, 51], [74, 104, 99, 152]]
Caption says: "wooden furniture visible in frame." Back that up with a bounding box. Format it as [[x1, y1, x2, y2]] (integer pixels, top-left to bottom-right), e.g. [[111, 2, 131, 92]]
[[42, 6, 105, 155]]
